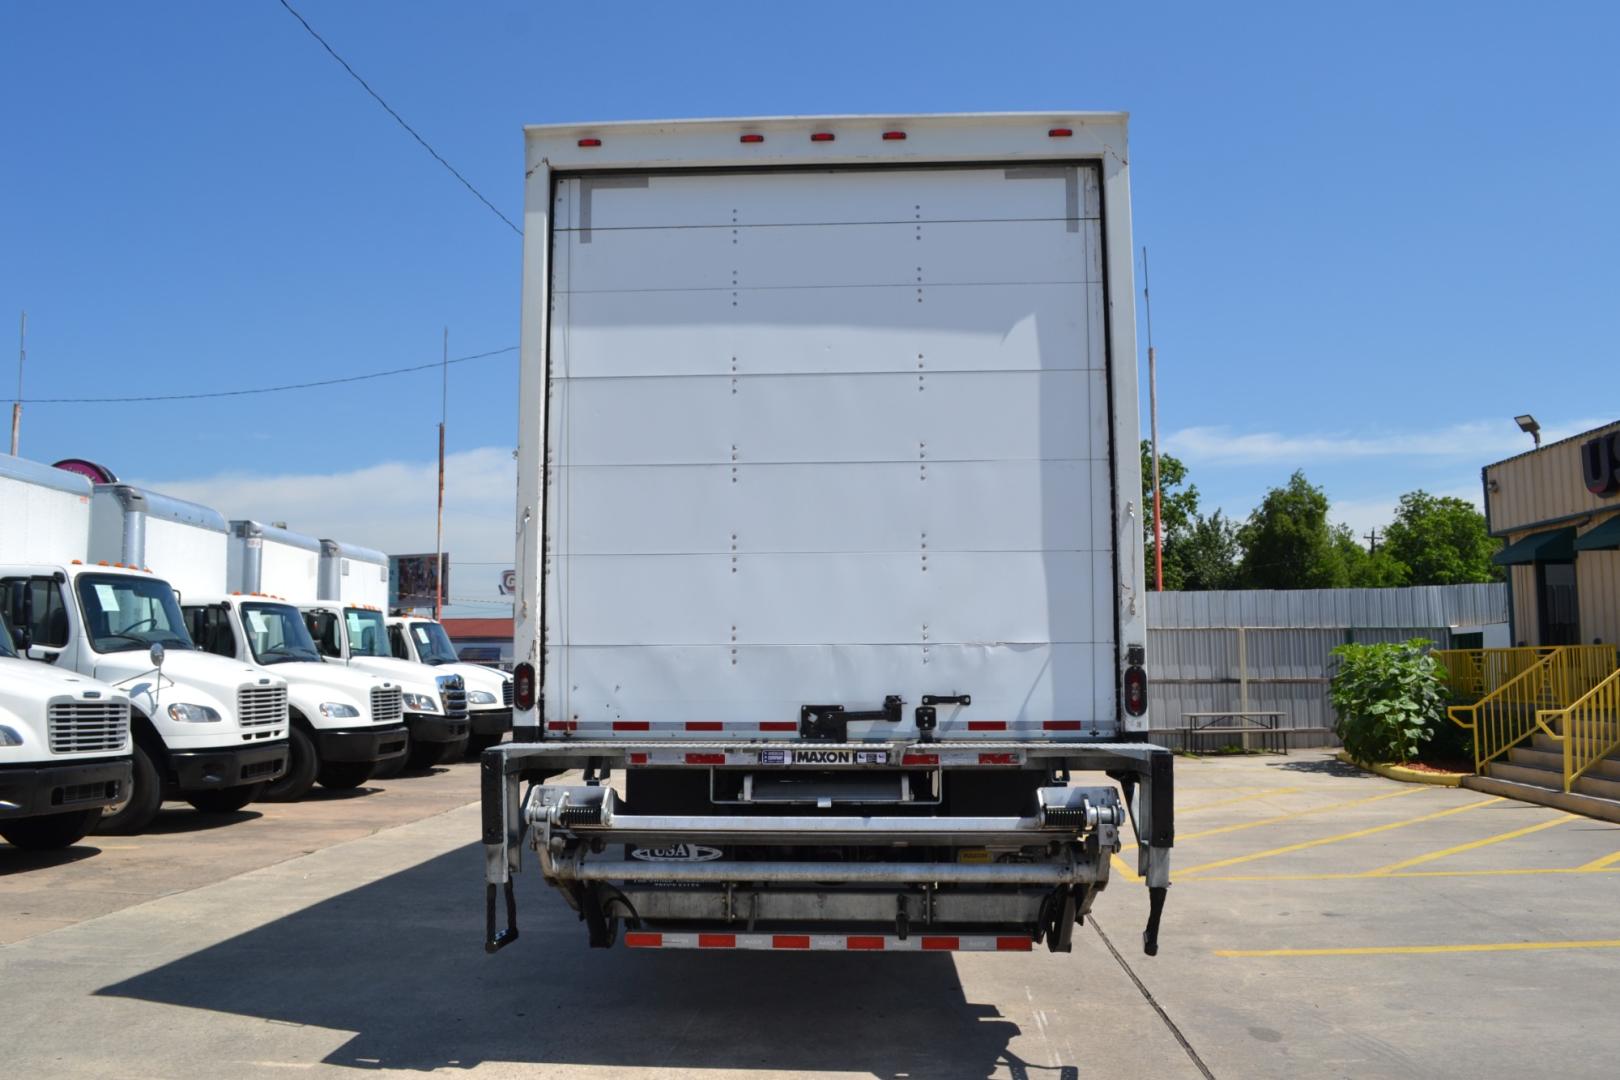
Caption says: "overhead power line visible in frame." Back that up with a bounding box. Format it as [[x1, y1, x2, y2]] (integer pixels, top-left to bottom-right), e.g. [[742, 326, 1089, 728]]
[[22, 345, 517, 404], [274, 0, 522, 237]]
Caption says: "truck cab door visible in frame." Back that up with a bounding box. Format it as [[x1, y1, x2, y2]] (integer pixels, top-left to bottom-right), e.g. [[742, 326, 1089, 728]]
[[387, 624, 412, 661], [303, 608, 345, 661], [1, 574, 71, 667]]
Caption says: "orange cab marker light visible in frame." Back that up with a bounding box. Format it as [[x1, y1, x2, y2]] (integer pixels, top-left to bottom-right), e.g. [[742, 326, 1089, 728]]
[[71, 559, 82, 565]]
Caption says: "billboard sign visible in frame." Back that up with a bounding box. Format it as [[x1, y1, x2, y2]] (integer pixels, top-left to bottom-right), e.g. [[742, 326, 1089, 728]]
[[390, 553, 449, 610]]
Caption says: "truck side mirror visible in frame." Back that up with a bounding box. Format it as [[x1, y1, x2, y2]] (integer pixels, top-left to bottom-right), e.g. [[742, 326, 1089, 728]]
[[10, 624, 30, 652], [149, 642, 166, 669]]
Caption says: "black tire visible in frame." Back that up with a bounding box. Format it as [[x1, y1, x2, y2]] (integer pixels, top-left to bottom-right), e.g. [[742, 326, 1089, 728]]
[[371, 734, 409, 779], [0, 808, 101, 851], [465, 732, 503, 758], [94, 742, 163, 836], [262, 725, 318, 802], [317, 760, 374, 790], [186, 782, 264, 814]]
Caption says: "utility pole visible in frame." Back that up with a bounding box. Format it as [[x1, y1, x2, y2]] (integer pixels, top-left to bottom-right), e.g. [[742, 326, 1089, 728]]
[[1142, 248, 1163, 591], [435, 327, 447, 621], [1364, 528, 1381, 553], [10, 311, 24, 456]]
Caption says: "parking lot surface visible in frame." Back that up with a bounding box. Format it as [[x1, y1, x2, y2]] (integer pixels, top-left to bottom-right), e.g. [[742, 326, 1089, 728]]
[[5, 750, 1620, 1078]]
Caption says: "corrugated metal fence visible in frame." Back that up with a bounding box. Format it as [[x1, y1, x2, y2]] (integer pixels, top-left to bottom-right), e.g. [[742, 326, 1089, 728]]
[[1147, 585, 1508, 749]]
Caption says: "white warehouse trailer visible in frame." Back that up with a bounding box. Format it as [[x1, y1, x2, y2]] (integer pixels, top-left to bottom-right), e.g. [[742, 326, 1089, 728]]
[[227, 521, 322, 604], [89, 485, 227, 598], [0, 455, 93, 563], [318, 540, 390, 609]]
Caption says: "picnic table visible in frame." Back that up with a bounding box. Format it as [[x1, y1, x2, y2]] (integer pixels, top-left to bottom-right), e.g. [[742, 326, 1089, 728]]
[[1179, 710, 1290, 753]]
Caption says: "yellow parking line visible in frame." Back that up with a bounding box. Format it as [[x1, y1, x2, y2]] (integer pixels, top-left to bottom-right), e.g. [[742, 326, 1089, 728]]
[[1179, 787, 1422, 842], [1181, 787, 1305, 814], [1577, 848, 1620, 871], [1111, 854, 1139, 881], [1191, 865, 1620, 883], [1362, 814, 1573, 875], [1179, 797, 1503, 876], [1218, 939, 1620, 959]]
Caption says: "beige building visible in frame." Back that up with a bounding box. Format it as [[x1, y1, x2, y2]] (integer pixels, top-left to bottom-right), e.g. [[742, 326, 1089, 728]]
[[1484, 419, 1620, 646]]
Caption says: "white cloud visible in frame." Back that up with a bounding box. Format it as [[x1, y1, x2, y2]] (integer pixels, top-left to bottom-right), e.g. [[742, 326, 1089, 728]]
[[1166, 416, 1611, 467], [139, 447, 516, 613], [1325, 486, 1483, 542]]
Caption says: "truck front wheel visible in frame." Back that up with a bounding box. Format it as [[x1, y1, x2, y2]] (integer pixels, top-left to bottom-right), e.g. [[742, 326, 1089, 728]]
[[262, 726, 319, 802], [94, 743, 163, 836], [0, 808, 101, 851]]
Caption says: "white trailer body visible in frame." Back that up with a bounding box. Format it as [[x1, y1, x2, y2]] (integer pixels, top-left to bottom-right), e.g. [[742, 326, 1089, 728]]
[[318, 540, 390, 609], [486, 114, 1172, 958], [0, 455, 93, 564], [228, 521, 322, 604], [90, 485, 228, 600]]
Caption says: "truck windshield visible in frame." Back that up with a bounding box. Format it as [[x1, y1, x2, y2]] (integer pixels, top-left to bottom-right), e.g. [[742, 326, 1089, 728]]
[[409, 621, 459, 665], [241, 603, 322, 665], [344, 608, 391, 658], [75, 573, 194, 653], [0, 610, 17, 659]]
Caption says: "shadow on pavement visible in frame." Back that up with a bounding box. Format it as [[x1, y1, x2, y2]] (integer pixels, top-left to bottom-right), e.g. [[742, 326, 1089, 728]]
[[97, 842, 1057, 1078], [128, 807, 264, 834], [299, 786, 383, 802], [0, 842, 102, 874], [1266, 757, 1368, 778]]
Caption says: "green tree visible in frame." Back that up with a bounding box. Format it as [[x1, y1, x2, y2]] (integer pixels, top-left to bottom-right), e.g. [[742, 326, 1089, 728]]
[[1140, 441, 1201, 590], [1334, 525, 1408, 587], [1237, 471, 1348, 589], [1176, 510, 1242, 590], [1381, 491, 1503, 585]]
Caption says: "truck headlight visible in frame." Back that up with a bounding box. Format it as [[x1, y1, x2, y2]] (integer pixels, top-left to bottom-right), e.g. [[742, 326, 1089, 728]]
[[318, 702, 360, 719], [167, 703, 222, 723], [403, 693, 439, 713], [0, 725, 24, 747], [467, 690, 497, 706]]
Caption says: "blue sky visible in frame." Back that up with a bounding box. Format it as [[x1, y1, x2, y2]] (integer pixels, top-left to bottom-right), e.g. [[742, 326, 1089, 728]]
[[3, 1, 1617, 610]]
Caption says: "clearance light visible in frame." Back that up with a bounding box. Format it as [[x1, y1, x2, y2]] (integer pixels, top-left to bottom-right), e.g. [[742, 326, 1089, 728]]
[[740, 133, 764, 144], [577, 137, 601, 148], [1124, 665, 1148, 716], [512, 662, 536, 711], [882, 131, 907, 141], [810, 132, 835, 142], [686, 752, 725, 765], [1048, 127, 1073, 138]]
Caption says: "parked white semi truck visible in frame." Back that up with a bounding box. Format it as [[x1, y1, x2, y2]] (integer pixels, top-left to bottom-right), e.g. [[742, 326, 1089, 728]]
[[0, 604, 133, 851], [299, 540, 468, 772], [482, 113, 1173, 958], [386, 615, 511, 755], [176, 520, 409, 798], [1, 463, 289, 834]]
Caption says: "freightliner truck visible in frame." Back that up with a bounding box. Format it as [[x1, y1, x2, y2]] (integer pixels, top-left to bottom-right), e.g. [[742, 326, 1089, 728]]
[[0, 458, 289, 834], [181, 520, 409, 798], [482, 113, 1173, 957], [0, 605, 134, 850], [386, 615, 512, 756]]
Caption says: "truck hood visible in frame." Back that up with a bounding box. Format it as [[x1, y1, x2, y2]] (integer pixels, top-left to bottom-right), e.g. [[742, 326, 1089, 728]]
[[430, 662, 508, 700], [93, 648, 285, 710], [0, 655, 129, 701], [260, 660, 392, 697], [341, 655, 445, 697]]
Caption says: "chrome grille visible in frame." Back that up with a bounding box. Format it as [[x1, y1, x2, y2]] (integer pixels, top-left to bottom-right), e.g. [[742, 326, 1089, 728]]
[[502, 679, 513, 707], [371, 686, 404, 725], [47, 700, 130, 754], [437, 674, 468, 720], [237, 684, 288, 728]]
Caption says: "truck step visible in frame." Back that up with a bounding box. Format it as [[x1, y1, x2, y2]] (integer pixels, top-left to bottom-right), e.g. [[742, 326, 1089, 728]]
[[622, 930, 1035, 953]]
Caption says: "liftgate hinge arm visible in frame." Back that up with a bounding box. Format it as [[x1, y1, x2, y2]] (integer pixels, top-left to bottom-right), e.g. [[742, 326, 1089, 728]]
[[1110, 747, 1175, 956], [481, 749, 521, 953]]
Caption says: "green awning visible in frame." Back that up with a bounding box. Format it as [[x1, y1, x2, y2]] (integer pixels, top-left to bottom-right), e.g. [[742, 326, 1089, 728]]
[[1574, 515, 1620, 552], [1493, 527, 1576, 565]]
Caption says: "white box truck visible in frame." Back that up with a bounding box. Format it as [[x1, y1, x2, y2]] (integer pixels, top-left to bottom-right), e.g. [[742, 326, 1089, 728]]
[[1, 598, 134, 851], [173, 520, 410, 798], [482, 113, 1174, 957], [2, 465, 289, 834], [386, 615, 512, 755], [318, 539, 390, 611]]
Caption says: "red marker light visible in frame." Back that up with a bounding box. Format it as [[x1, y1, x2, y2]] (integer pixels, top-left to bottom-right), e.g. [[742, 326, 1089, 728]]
[[512, 662, 536, 711], [1047, 127, 1073, 138], [740, 133, 764, 144], [686, 752, 725, 765], [577, 137, 602, 148], [810, 132, 835, 142], [882, 131, 907, 141]]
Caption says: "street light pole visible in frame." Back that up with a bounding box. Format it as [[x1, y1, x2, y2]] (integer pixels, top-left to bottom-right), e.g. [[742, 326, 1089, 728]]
[[435, 327, 447, 621], [10, 311, 24, 456], [1143, 249, 1163, 592]]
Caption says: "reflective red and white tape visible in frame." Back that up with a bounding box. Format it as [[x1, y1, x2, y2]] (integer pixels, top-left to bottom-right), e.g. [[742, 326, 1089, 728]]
[[622, 931, 1034, 952]]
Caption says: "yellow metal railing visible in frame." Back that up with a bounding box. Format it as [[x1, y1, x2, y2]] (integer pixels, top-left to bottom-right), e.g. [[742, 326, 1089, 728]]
[[1447, 645, 1617, 773], [1537, 668, 1620, 791], [1431, 646, 1556, 700]]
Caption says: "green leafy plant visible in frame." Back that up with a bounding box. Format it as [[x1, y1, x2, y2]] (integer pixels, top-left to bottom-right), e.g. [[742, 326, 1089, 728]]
[[1329, 639, 1450, 764]]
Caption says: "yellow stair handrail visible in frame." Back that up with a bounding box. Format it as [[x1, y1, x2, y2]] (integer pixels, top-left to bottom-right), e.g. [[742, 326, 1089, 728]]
[[1537, 665, 1620, 792], [1447, 645, 1617, 774]]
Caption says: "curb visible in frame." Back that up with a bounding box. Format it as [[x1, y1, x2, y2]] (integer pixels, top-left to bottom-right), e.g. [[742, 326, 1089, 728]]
[[1335, 751, 1467, 787]]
